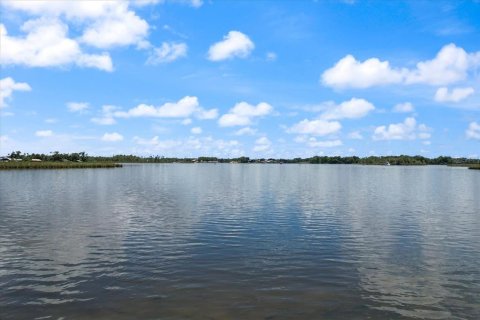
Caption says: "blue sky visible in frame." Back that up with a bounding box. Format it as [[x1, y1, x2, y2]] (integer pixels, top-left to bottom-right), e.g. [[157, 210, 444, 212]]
[[1, 0, 479, 158]]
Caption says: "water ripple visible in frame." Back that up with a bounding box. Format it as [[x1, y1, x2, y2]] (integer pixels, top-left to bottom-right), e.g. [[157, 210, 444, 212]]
[[0, 164, 479, 319]]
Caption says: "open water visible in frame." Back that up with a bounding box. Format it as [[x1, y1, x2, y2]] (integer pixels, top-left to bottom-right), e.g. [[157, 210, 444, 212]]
[[0, 164, 479, 319]]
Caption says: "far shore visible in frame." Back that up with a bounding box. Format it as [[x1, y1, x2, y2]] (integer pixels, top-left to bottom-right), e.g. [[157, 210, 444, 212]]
[[0, 161, 122, 170], [2, 161, 480, 171], [1, 152, 479, 170]]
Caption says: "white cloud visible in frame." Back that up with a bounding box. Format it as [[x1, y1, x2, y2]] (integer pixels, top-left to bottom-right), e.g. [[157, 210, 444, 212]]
[[0, 77, 31, 108], [114, 96, 216, 119], [218, 102, 273, 127], [405, 44, 475, 85], [207, 31, 254, 61], [191, 127, 202, 134], [348, 131, 363, 139], [196, 108, 219, 120], [67, 102, 89, 112], [253, 136, 271, 152], [132, 0, 163, 7], [133, 135, 241, 157], [3, 1, 150, 48], [321, 43, 480, 88], [147, 42, 187, 64], [134, 135, 162, 146], [266, 52, 277, 61], [1, 1, 195, 70], [91, 117, 116, 125], [393, 102, 414, 113], [288, 119, 341, 136], [35, 130, 53, 137], [3, 1, 128, 20], [320, 98, 375, 120], [181, 118, 192, 125], [1, 20, 113, 71], [373, 117, 431, 141], [307, 138, 342, 148], [189, 0, 203, 7], [434, 87, 475, 102], [321, 55, 405, 88], [80, 5, 149, 49], [90, 105, 119, 125], [235, 127, 257, 136], [101, 132, 123, 142], [466, 122, 480, 140]]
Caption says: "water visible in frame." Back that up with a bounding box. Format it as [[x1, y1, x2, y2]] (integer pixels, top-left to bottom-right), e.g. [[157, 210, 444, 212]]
[[0, 164, 479, 319]]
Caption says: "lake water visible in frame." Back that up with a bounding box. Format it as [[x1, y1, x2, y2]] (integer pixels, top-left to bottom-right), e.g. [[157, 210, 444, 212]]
[[1, 164, 479, 319]]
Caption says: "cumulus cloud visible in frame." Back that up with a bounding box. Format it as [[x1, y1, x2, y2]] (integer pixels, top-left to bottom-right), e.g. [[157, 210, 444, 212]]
[[466, 122, 480, 140], [348, 131, 363, 139], [0, 0, 196, 70], [320, 98, 375, 120], [114, 96, 217, 120], [196, 108, 219, 120], [91, 105, 119, 125], [133, 135, 241, 157], [321, 43, 480, 88], [235, 127, 257, 136], [3, 1, 130, 19], [79, 6, 148, 49], [35, 130, 53, 137], [405, 44, 476, 85], [181, 118, 192, 125], [91, 117, 116, 125], [0, 77, 31, 108], [288, 119, 341, 136], [191, 127, 202, 134], [434, 87, 475, 102], [2, 1, 149, 48], [218, 102, 273, 127], [373, 117, 431, 141], [208, 31, 254, 61], [1, 20, 113, 71], [322, 55, 405, 89], [147, 42, 187, 64], [393, 102, 414, 113], [253, 136, 272, 152], [307, 138, 342, 148], [67, 102, 89, 112], [101, 132, 124, 142]]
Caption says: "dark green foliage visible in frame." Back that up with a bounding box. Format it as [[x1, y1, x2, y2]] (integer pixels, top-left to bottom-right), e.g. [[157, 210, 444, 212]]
[[2, 151, 479, 167], [0, 161, 121, 170]]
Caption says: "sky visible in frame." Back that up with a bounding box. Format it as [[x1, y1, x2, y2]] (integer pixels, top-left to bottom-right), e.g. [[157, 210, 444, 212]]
[[0, 0, 479, 158]]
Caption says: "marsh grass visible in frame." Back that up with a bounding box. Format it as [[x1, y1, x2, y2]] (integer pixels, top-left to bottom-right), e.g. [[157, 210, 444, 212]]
[[0, 162, 122, 170]]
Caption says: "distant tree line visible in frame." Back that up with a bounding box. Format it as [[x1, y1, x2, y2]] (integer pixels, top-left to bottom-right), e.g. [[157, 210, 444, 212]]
[[4, 151, 479, 166]]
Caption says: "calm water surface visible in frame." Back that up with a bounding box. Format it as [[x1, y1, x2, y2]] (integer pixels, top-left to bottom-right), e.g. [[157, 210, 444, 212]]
[[0, 164, 479, 319]]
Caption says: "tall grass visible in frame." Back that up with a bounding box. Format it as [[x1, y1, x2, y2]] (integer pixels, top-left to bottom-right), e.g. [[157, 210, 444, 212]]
[[468, 164, 480, 170], [0, 162, 122, 170]]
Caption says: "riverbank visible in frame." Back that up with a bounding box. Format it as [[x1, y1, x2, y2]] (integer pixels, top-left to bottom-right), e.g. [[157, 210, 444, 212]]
[[0, 162, 122, 170], [469, 165, 480, 170]]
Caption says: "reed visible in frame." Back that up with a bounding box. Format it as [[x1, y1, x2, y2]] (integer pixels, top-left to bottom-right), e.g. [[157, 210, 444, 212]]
[[468, 164, 480, 170], [0, 161, 122, 170]]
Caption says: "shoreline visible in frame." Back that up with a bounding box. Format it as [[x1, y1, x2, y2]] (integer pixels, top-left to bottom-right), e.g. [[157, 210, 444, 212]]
[[0, 162, 122, 170], [2, 161, 480, 170]]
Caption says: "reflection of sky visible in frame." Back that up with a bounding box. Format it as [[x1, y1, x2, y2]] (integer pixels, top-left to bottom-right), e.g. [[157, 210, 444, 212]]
[[332, 166, 480, 319], [1, 165, 479, 319]]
